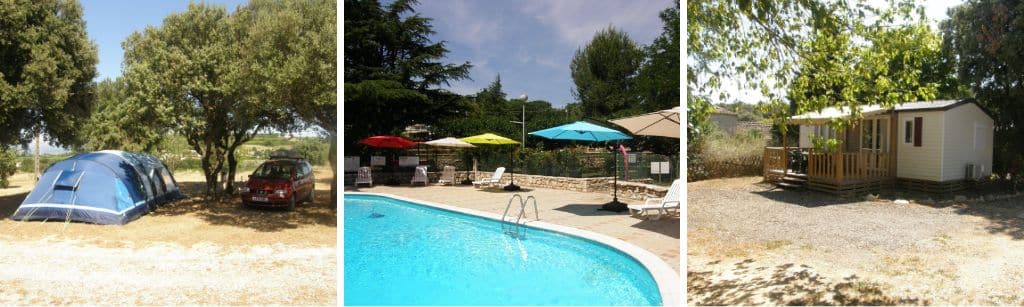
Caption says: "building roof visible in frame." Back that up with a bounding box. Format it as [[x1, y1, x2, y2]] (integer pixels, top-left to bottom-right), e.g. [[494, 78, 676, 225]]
[[788, 99, 988, 124], [893, 99, 963, 111], [789, 104, 889, 124], [713, 106, 737, 116]]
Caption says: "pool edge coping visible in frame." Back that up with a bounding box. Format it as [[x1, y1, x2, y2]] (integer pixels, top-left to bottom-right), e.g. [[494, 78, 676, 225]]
[[344, 192, 681, 306]]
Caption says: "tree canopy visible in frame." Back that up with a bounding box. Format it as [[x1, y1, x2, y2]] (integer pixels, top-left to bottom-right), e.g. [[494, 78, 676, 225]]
[[0, 0, 97, 149], [942, 0, 1024, 173], [690, 0, 957, 142], [635, 3, 680, 114], [343, 0, 471, 151], [570, 26, 644, 119], [81, 78, 161, 152]]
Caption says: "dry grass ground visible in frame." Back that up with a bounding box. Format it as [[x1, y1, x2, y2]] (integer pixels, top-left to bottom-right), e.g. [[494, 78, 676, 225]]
[[0, 168, 337, 305], [688, 176, 1024, 305]]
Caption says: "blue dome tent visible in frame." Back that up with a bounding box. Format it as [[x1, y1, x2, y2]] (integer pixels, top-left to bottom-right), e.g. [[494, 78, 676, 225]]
[[11, 150, 183, 225]]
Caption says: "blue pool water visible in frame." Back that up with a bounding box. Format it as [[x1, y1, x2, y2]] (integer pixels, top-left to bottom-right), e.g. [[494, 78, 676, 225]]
[[344, 194, 662, 306]]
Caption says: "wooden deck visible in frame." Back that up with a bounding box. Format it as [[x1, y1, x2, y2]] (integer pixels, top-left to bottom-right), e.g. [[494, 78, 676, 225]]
[[764, 147, 893, 196]]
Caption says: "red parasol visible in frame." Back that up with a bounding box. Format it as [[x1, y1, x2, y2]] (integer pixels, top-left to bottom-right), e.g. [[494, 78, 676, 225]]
[[358, 135, 418, 149]]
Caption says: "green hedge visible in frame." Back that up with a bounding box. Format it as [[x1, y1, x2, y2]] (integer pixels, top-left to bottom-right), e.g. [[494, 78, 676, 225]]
[[0, 150, 17, 188]]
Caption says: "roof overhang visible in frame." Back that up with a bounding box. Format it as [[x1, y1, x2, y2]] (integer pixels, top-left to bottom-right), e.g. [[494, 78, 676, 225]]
[[787, 105, 890, 125]]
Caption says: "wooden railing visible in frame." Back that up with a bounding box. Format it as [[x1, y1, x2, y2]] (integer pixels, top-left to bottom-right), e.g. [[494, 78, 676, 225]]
[[805, 149, 890, 182], [763, 147, 787, 179]]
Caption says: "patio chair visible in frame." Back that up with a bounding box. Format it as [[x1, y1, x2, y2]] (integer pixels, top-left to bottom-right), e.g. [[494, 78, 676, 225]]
[[473, 167, 505, 188], [628, 179, 680, 220], [355, 167, 373, 187], [437, 166, 457, 185], [411, 166, 428, 185]]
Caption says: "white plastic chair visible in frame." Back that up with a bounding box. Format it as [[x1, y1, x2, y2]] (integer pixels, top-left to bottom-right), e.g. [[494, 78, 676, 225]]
[[628, 179, 680, 220], [473, 167, 505, 188], [437, 166, 457, 185], [411, 166, 428, 185], [355, 167, 373, 187]]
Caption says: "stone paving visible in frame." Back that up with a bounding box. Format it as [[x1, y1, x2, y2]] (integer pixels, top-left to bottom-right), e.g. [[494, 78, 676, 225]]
[[344, 183, 680, 272]]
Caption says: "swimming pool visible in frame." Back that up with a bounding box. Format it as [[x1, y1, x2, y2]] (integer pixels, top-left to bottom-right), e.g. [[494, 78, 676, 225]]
[[344, 193, 677, 306]]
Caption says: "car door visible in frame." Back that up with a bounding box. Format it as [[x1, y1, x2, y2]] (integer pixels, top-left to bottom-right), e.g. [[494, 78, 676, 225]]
[[303, 162, 314, 198]]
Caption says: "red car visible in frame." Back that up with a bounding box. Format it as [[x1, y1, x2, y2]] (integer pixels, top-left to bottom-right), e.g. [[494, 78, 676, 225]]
[[241, 159, 315, 210]]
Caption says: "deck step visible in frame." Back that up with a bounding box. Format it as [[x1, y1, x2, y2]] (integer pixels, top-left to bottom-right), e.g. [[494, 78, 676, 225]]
[[776, 182, 805, 190], [782, 176, 807, 184], [785, 173, 808, 179]]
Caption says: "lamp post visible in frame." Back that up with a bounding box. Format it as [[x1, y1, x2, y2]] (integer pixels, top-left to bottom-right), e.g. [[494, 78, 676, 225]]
[[506, 94, 527, 191], [510, 94, 527, 145]]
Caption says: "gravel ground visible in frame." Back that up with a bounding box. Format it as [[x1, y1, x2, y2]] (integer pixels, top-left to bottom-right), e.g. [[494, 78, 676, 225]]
[[0, 169, 337, 305], [0, 239, 335, 305], [688, 176, 1024, 305]]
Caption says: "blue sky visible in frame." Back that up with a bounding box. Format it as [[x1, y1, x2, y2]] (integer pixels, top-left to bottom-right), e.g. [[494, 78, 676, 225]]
[[81, 0, 249, 81], [413, 0, 675, 107]]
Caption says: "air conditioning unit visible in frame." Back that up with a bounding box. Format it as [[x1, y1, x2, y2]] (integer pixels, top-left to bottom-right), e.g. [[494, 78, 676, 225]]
[[965, 163, 977, 180]]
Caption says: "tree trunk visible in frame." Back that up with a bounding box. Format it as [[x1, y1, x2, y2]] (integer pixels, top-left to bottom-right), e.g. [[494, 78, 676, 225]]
[[33, 128, 40, 182], [198, 144, 224, 200], [225, 148, 238, 194], [220, 128, 257, 196], [201, 153, 217, 198]]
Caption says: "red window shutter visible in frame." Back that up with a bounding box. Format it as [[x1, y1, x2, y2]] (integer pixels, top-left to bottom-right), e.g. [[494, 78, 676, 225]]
[[913, 117, 922, 147]]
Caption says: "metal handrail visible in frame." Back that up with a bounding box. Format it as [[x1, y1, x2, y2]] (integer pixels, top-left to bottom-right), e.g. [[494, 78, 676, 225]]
[[502, 194, 541, 239], [502, 194, 524, 235], [522, 196, 539, 222], [510, 196, 540, 239]]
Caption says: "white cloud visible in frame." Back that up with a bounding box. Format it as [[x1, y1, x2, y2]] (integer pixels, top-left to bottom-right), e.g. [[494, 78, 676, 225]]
[[421, 0, 504, 51], [520, 0, 669, 48], [515, 46, 562, 70]]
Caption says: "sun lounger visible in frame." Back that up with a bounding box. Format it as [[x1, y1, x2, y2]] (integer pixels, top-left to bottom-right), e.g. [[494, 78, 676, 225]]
[[437, 166, 457, 185], [628, 179, 680, 220], [411, 166, 428, 185], [355, 166, 373, 187], [473, 167, 505, 188]]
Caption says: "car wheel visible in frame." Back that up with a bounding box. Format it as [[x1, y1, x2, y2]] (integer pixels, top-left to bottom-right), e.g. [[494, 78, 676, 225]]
[[288, 195, 296, 211], [307, 188, 315, 203]]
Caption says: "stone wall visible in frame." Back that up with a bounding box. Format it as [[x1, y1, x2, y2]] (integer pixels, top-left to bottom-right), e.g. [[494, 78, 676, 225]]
[[343, 170, 673, 201], [474, 172, 670, 200]]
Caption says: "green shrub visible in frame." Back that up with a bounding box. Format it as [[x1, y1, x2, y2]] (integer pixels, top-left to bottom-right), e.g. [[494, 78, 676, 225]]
[[689, 129, 767, 181], [294, 139, 330, 165], [0, 149, 17, 188], [18, 154, 74, 174]]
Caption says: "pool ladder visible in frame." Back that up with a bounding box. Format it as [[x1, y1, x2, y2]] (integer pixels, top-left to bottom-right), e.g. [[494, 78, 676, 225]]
[[501, 194, 538, 239]]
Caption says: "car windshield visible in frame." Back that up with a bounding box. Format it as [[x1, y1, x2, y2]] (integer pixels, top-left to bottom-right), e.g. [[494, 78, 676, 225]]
[[252, 163, 294, 180]]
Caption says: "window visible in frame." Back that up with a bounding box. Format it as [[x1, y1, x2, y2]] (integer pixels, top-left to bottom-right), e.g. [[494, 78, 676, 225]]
[[905, 120, 913, 144], [862, 119, 873, 149], [814, 125, 835, 139], [302, 163, 312, 178], [878, 119, 888, 151], [913, 117, 923, 147]]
